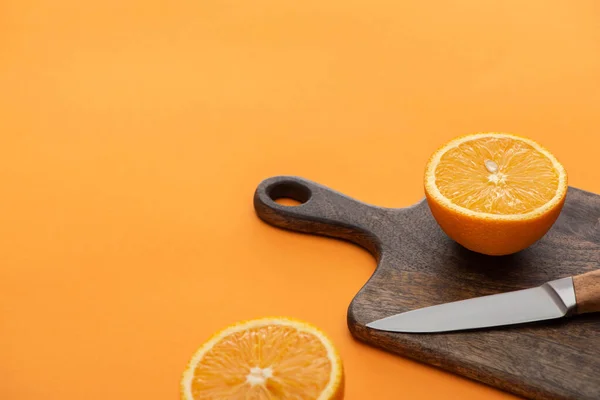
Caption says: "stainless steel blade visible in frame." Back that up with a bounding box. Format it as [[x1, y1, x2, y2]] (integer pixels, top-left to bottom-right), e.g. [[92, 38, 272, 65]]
[[366, 277, 577, 333]]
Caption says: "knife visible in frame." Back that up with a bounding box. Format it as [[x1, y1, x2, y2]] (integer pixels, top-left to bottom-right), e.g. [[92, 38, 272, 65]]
[[366, 269, 600, 333]]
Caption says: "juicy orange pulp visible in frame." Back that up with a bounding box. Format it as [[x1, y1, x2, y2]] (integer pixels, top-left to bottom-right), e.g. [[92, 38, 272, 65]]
[[191, 325, 331, 398], [181, 317, 344, 400], [434, 136, 560, 215]]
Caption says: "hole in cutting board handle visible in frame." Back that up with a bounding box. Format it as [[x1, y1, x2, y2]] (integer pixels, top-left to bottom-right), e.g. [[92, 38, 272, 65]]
[[275, 198, 303, 206], [267, 180, 312, 206]]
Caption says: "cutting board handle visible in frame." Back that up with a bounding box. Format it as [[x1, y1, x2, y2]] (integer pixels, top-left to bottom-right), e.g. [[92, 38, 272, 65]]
[[253, 176, 388, 257], [574, 269, 600, 314]]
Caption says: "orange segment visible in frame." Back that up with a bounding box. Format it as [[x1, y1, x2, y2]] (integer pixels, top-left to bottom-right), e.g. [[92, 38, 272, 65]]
[[434, 136, 561, 214], [424, 132, 567, 255], [180, 317, 344, 400]]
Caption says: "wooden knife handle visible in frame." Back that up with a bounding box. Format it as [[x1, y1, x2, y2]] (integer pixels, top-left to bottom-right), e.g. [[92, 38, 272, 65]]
[[573, 269, 600, 314]]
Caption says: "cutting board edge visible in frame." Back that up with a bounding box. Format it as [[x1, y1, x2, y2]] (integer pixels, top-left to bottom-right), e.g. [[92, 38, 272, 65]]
[[346, 309, 575, 400]]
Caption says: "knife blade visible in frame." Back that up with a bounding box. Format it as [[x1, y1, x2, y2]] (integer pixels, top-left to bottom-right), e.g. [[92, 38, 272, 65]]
[[366, 269, 600, 333]]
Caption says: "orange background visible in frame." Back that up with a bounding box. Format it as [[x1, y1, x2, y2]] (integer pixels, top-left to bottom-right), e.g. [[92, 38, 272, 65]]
[[1, 1, 599, 399]]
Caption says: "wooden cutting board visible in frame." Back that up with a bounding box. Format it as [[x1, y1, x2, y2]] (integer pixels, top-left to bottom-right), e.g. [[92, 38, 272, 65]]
[[253, 175, 600, 400]]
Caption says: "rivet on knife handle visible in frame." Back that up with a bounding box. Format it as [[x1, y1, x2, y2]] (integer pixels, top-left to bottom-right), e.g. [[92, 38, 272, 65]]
[[574, 269, 600, 314]]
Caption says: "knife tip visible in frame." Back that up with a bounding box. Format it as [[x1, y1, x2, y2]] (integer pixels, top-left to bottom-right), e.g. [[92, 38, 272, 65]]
[[365, 320, 387, 330]]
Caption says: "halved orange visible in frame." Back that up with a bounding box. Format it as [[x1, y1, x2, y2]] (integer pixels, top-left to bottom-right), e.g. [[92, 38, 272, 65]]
[[424, 132, 568, 255], [180, 317, 344, 400]]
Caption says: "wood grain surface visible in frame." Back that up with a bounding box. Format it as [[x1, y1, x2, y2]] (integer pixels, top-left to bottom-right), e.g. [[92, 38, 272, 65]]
[[253, 175, 600, 400]]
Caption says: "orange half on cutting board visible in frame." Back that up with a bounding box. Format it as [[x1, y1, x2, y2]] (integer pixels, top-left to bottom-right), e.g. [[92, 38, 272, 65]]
[[424, 132, 568, 256], [180, 317, 344, 400]]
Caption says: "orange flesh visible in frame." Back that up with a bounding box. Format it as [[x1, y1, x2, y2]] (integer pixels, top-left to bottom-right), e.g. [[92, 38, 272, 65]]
[[435, 137, 559, 214], [191, 325, 332, 399]]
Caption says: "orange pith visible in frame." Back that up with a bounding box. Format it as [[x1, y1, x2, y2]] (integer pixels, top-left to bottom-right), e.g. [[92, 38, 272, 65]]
[[180, 317, 344, 400], [435, 136, 560, 215], [424, 133, 567, 255]]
